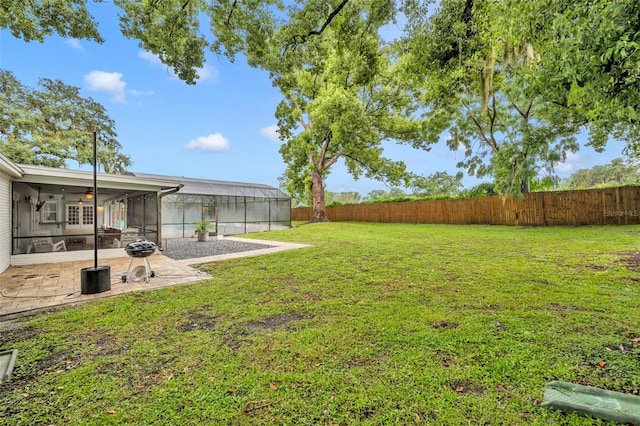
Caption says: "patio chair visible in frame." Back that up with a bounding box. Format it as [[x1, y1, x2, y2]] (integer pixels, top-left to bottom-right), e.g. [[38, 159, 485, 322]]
[[31, 236, 67, 253]]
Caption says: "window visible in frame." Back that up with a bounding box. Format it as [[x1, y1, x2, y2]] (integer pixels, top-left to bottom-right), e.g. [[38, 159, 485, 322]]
[[41, 201, 57, 223], [66, 204, 94, 228]]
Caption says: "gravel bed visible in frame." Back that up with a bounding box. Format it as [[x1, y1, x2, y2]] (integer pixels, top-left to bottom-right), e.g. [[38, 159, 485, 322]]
[[161, 238, 275, 261]]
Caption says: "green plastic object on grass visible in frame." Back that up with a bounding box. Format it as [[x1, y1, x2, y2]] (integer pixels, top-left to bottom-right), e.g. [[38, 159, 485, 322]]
[[0, 349, 18, 382], [541, 381, 640, 424]]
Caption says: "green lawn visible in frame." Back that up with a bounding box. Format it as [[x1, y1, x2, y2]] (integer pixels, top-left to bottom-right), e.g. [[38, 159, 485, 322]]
[[2, 223, 640, 425]]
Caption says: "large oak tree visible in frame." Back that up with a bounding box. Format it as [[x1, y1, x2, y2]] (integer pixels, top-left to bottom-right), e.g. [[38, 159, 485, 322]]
[[270, 4, 431, 221], [0, 70, 131, 173], [403, 0, 640, 195], [402, 0, 593, 194]]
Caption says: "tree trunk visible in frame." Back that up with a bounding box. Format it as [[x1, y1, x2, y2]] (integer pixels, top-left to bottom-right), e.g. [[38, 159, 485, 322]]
[[310, 168, 328, 222]]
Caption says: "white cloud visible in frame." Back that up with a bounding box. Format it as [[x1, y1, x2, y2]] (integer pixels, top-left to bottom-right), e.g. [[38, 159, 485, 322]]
[[185, 133, 230, 152], [65, 39, 83, 51], [84, 71, 126, 103], [556, 151, 581, 174], [260, 124, 281, 142], [565, 151, 581, 162], [196, 64, 219, 82], [138, 50, 163, 66], [130, 89, 154, 97], [555, 162, 574, 174], [138, 50, 219, 83]]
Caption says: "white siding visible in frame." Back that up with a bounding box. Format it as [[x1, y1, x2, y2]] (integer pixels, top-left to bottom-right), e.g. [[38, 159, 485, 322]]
[[0, 171, 11, 274]]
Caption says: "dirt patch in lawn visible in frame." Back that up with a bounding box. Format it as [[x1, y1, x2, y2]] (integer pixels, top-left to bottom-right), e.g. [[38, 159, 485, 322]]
[[584, 264, 608, 271], [246, 313, 310, 331], [177, 312, 220, 332], [221, 313, 311, 351], [4, 348, 75, 394], [434, 349, 456, 367], [619, 250, 640, 273], [450, 380, 484, 395], [0, 320, 38, 348], [431, 321, 458, 329], [222, 334, 245, 350]]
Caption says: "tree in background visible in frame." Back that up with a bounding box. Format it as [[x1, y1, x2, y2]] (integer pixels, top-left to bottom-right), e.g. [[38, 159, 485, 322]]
[[363, 188, 408, 202], [529, 176, 558, 192], [325, 191, 362, 205], [402, 0, 590, 195], [561, 158, 640, 190], [410, 171, 463, 197], [0, 70, 131, 173], [459, 182, 496, 198], [115, 0, 434, 221]]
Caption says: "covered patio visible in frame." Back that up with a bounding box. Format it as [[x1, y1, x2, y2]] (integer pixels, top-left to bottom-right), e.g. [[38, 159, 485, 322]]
[[11, 165, 181, 260]]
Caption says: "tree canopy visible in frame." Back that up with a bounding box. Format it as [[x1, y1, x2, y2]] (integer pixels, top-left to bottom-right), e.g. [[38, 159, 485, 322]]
[[265, 2, 431, 221], [402, 0, 596, 194], [0, 0, 103, 43], [4, 0, 640, 197], [534, 0, 640, 146], [561, 158, 640, 190], [363, 187, 408, 202], [411, 171, 463, 197], [325, 191, 362, 206], [0, 70, 131, 173]]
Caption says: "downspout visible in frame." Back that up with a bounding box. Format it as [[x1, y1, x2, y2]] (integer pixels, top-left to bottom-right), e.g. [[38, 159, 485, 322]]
[[157, 184, 184, 249]]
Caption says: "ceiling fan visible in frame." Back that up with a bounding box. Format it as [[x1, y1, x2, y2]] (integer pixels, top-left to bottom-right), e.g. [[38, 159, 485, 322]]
[[65, 187, 95, 199]]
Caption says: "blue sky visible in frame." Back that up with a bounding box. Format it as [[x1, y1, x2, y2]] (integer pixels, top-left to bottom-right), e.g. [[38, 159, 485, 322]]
[[0, 2, 626, 196]]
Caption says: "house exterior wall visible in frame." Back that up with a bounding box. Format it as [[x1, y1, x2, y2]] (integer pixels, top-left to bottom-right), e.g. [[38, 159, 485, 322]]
[[0, 170, 11, 273]]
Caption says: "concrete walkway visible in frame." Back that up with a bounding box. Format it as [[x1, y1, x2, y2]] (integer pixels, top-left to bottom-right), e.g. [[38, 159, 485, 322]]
[[0, 237, 310, 318]]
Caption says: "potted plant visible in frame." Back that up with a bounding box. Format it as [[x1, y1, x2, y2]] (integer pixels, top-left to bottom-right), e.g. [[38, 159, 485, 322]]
[[193, 220, 212, 242]]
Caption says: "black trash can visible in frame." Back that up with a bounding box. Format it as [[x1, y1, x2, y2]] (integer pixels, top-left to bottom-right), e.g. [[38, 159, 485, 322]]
[[81, 266, 111, 294]]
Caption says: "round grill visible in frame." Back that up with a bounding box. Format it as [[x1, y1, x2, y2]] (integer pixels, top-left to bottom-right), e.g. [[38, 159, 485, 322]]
[[124, 241, 157, 258]]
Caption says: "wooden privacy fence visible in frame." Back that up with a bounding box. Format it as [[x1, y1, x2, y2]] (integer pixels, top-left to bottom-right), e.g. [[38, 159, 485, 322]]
[[291, 186, 640, 226]]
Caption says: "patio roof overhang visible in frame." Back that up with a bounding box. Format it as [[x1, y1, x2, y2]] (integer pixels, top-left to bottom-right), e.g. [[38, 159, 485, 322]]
[[17, 165, 181, 193], [0, 153, 23, 178]]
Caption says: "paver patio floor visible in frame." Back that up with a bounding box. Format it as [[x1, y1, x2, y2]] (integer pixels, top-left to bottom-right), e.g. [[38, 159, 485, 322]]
[[0, 237, 309, 318]]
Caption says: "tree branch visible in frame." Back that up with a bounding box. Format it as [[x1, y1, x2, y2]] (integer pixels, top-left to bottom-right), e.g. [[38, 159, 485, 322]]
[[524, 99, 533, 118], [342, 152, 396, 183], [319, 129, 333, 168], [462, 99, 495, 152], [289, 95, 311, 131], [289, 0, 350, 46], [226, 0, 238, 26], [488, 93, 498, 149], [510, 99, 533, 120], [324, 148, 344, 170]]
